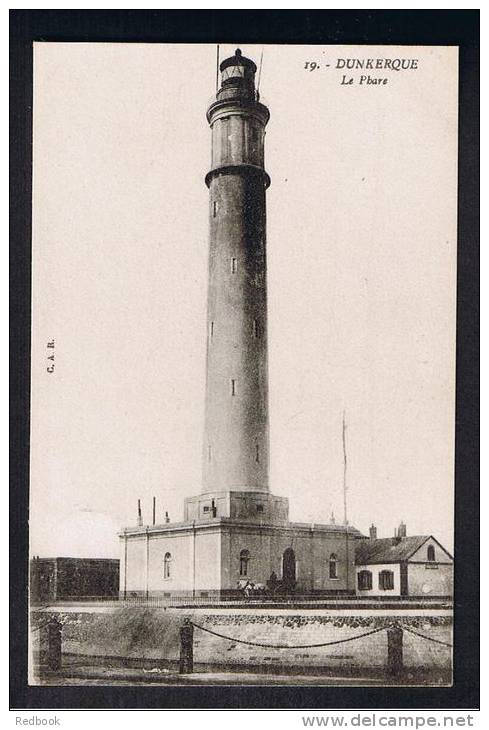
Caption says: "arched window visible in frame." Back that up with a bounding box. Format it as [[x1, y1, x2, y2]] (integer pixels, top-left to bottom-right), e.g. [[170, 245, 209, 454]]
[[163, 552, 172, 580], [357, 570, 372, 591], [427, 545, 435, 562], [239, 549, 250, 577], [329, 553, 338, 579], [379, 570, 394, 591]]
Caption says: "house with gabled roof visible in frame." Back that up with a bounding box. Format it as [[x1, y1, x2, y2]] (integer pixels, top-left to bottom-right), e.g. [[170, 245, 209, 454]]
[[354, 522, 453, 597]]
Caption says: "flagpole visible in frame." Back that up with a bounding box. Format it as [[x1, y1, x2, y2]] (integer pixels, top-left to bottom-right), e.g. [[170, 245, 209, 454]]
[[342, 411, 350, 594]]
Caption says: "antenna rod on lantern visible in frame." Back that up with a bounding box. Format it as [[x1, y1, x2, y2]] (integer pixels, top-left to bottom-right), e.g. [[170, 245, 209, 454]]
[[257, 46, 264, 94], [152, 496, 156, 525], [216, 44, 220, 93]]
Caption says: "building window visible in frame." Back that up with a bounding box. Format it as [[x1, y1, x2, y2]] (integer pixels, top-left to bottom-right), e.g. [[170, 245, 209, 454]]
[[256, 504, 264, 513], [213, 201, 218, 218], [239, 549, 250, 576], [163, 552, 172, 580], [379, 570, 394, 591], [253, 319, 259, 338], [427, 545, 435, 562], [357, 570, 372, 591], [210, 321, 214, 339], [329, 553, 338, 579], [231, 257, 237, 273], [203, 505, 210, 513], [231, 379, 236, 396], [255, 444, 260, 462]]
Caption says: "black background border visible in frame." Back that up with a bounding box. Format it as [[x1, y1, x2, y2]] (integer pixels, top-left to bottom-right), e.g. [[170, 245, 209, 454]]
[[10, 9, 479, 711]]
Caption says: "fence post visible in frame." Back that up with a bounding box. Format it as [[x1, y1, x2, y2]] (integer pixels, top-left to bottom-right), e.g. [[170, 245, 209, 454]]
[[387, 626, 403, 677], [40, 617, 62, 672], [179, 618, 194, 674]]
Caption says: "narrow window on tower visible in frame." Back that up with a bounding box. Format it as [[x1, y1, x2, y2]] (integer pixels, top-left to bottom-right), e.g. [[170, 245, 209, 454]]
[[210, 321, 214, 339], [252, 319, 259, 338], [231, 257, 237, 274], [255, 444, 260, 463], [231, 379, 236, 396], [213, 201, 218, 218]]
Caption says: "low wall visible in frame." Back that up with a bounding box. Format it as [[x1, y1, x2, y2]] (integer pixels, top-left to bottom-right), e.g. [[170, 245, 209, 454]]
[[191, 613, 451, 671], [30, 606, 452, 678]]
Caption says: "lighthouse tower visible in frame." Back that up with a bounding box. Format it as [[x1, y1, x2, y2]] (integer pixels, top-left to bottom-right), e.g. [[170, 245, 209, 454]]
[[183, 48, 288, 523], [203, 49, 270, 494]]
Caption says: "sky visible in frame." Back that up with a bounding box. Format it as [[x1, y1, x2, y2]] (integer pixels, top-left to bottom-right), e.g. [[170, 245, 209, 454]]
[[30, 43, 458, 558]]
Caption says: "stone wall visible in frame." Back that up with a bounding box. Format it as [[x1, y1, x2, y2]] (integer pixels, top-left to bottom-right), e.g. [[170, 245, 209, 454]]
[[30, 607, 452, 676], [191, 613, 451, 671]]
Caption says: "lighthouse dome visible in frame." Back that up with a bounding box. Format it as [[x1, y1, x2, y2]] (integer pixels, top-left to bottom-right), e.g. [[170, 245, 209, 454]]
[[219, 48, 257, 92]]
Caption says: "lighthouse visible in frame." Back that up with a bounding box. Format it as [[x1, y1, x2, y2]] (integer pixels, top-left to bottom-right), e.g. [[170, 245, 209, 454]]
[[203, 49, 270, 495], [119, 48, 360, 599]]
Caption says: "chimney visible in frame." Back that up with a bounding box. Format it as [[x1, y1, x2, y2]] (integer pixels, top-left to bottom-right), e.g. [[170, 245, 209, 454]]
[[137, 499, 143, 527], [398, 521, 407, 538], [369, 524, 377, 540]]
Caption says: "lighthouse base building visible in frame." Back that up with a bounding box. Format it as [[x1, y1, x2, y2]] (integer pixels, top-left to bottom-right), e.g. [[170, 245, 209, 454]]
[[119, 493, 362, 599]]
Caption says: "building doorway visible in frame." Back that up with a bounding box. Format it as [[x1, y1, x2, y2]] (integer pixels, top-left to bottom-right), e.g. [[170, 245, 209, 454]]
[[282, 548, 296, 590]]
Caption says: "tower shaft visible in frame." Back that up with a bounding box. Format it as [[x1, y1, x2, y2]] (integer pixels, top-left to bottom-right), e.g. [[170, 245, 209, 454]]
[[202, 49, 271, 494]]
